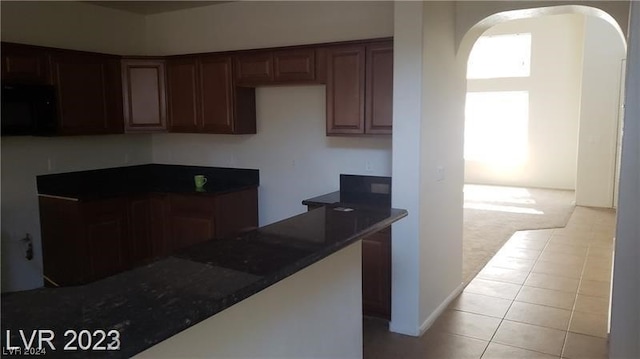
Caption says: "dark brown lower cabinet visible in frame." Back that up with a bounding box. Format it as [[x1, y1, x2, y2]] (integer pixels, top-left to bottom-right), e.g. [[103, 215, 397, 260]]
[[149, 194, 171, 258], [214, 187, 259, 238], [40, 188, 258, 286], [362, 228, 391, 320], [40, 197, 91, 286], [168, 194, 216, 251], [40, 196, 128, 286], [84, 198, 128, 280], [128, 195, 158, 265]]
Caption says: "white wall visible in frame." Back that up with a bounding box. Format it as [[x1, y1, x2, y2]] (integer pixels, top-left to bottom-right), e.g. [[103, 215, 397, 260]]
[[144, 1, 394, 55], [152, 86, 392, 226], [575, 16, 627, 207], [610, 2, 640, 358], [0, 2, 153, 292], [418, 1, 467, 330], [465, 14, 584, 190], [136, 242, 362, 358], [1, 135, 153, 292], [390, 1, 466, 336], [0, 1, 146, 55], [390, 1, 424, 336]]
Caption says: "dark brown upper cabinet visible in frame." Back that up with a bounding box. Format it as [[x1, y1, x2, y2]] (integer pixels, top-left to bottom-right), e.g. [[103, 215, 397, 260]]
[[121, 59, 167, 133], [273, 49, 316, 82], [1, 43, 123, 136], [365, 42, 393, 135], [235, 48, 318, 86], [201, 55, 240, 133], [167, 55, 256, 134], [326, 40, 393, 136], [234, 52, 273, 85], [2, 38, 390, 137], [166, 56, 200, 133], [51, 51, 124, 135], [326, 45, 366, 135], [1, 42, 51, 84]]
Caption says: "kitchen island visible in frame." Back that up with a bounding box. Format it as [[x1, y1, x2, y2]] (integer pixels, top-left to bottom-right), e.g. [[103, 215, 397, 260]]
[[1, 204, 407, 358]]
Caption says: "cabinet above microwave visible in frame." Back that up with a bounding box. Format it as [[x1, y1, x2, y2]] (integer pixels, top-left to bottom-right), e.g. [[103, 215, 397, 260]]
[[1, 84, 57, 136]]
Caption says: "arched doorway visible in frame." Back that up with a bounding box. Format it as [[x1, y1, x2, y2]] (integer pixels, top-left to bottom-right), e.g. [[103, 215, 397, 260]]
[[387, 0, 630, 344], [460, 9, 627, 284], [460, 5, 627, 209]]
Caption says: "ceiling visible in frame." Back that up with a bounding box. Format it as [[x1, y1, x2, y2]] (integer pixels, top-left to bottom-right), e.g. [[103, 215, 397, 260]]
[[86, 1, 230, 15]]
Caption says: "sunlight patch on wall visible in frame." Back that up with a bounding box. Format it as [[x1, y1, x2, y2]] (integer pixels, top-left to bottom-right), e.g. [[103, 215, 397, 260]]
[[464, 91, 530, 164]]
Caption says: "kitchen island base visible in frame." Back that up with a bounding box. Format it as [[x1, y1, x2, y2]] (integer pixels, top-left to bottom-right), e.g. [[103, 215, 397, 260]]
[[135, 241, 363, 358]]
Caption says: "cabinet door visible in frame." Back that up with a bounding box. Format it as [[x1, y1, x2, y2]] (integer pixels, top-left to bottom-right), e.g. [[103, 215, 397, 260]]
[[127, 196, 154, 266], [150, 194, 170, 258], [362, 228, 391, 319], [365, 42, 393, 135], [273, 49, 315, 82], [52, 53, 122, 135], [84, 198, 127, 280], [1, 43, 50, 84], [168, 194, 215, 251], [326, 45, 366, 135], [51, 52, 123, 135], [234, 52, 273, 85], [200, 55, 234, 133], [214, 187, 258, 239], [122, 59, 167, 132], [167, 57, 200, 132], [39, 197, 89, 286]]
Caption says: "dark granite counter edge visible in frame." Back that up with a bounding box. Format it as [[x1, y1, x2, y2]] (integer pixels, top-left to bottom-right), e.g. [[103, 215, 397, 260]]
[[302, 191, 392, 211], [37, 184, 260, 202], [119, 208, 408, 357], [301, 191, 341, 207], [36, 164, 260, 201]]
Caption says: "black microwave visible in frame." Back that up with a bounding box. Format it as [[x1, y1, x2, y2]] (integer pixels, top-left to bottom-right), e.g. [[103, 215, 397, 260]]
[[1, 84, 57, 136]]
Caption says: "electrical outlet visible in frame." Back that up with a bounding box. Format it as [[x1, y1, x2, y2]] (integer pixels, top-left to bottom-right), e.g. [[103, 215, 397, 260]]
[[227, 155, 237, 167], [365, 161, 373, 172]]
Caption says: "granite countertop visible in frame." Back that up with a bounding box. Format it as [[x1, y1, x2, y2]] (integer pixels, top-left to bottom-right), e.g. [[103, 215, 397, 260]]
[[303, 174, 392, 208], [1, 205, 407, 358], [302, 190, 391, 208], [36, 164, 259, 200], [302, 190, 343, 206]]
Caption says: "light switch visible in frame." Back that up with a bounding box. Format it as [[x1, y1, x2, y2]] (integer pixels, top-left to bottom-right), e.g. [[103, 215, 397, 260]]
[[436, 166, 445, 181]]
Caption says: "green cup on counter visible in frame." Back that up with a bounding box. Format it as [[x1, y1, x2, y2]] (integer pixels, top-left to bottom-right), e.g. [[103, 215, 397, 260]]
[[194, 175, 208, 189]]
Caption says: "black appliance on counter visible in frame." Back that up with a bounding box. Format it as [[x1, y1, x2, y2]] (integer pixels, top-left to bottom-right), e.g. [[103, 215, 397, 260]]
[[1, 84, 57, 136]]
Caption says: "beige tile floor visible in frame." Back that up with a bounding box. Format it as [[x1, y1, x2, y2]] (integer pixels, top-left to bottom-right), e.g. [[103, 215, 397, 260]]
[[364, 206, 616, 359]]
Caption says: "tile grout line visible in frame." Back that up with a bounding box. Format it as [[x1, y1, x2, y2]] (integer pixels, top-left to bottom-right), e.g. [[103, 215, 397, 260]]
[[560, 222, 597, 359], [480, 228, 551, 359]]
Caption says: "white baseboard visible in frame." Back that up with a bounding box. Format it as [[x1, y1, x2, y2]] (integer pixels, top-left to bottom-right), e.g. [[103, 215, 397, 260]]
[[418, 282, 464, 336]]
